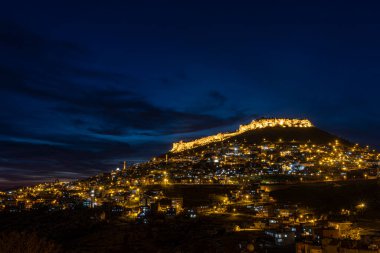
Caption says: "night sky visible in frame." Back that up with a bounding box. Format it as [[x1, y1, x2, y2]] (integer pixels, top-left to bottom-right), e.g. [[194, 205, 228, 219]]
[[1, 1, 380, 189]]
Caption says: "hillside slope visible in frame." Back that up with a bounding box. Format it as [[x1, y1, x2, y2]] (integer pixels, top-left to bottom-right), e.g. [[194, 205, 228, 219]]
[[168, 126, 351, 156]]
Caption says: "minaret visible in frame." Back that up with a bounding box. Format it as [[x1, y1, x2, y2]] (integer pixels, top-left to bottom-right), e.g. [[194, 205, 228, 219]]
[[123, 161, 126, 170]]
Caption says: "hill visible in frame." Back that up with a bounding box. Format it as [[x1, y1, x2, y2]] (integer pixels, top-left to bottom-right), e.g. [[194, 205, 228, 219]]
[[225, 126, 349, 145], [168, 118, 351, 156]]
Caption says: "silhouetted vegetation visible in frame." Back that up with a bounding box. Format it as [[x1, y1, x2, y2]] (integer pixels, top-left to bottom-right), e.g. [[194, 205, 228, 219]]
[[0, 231, 61, 253]]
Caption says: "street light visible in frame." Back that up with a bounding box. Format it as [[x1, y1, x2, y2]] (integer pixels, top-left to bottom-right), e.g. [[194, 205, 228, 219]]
[[356, 202, 366, 209]]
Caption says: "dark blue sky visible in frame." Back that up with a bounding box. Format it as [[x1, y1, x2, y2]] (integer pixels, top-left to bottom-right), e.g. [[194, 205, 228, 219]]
[[1, 1, 380, 188]]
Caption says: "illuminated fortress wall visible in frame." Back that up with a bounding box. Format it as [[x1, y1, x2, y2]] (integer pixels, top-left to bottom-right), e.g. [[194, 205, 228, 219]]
[[170, 118, 313, 153]]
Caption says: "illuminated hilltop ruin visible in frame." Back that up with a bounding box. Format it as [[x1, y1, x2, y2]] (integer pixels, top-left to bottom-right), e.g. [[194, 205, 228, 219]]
[[170, 118, 313, 153]]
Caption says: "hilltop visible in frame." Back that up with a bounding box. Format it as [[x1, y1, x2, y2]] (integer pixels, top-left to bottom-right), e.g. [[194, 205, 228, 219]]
[[167, 118, 351, 156]]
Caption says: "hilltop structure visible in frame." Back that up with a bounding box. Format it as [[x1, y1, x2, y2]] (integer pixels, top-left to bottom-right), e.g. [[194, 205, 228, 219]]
[[170, 118, 313, 153]]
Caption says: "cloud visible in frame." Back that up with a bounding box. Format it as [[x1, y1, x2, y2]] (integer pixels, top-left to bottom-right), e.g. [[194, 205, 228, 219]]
[[208, 90, 227, 107], [55, 89, 247, 136], [0, 21, 250, 188], [0, 21, 247, 137]]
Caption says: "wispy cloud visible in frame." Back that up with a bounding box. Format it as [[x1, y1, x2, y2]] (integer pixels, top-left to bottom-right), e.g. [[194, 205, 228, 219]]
[[0, 21, 249, 188]]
